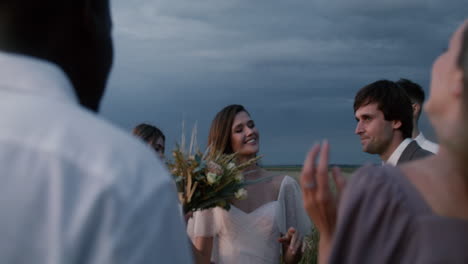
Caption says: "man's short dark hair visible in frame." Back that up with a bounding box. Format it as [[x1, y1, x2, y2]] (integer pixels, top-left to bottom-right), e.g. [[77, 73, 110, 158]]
[[354, 80, 413, 139], [396, 78, 425, 105], [0, 0, 113, 112]]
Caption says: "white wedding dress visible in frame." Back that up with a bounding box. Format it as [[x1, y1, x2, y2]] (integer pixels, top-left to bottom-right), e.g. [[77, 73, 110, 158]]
[[187, 176, 312, 264]]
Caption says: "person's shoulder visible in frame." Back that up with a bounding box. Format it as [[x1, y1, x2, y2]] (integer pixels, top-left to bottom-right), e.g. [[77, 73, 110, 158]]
[[260, 172, 296, 199], [331, 165, 418, 263], [272, 174, 302, 198], [70, 107, 149, 150], [404, 140, 434, 160], [45, 104, 168, 184], [351, 164, 405, 182], [414, 142, 435, 157], [349, 164, 388, 182], [72, 109, 175, 195], [346, 165, 405, 202], [269, 173, 296, 189], [421, 140, 439, 154]]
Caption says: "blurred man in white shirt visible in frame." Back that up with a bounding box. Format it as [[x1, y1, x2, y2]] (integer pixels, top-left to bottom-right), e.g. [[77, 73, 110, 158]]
[[0, 1, 192, 263]]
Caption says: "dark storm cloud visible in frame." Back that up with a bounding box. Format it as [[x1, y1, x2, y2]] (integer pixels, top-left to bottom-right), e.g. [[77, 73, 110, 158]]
[[100, 0, 466, 164]]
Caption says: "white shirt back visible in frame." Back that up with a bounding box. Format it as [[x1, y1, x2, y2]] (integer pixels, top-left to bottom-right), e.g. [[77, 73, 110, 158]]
[[0, 52, 192, 264]]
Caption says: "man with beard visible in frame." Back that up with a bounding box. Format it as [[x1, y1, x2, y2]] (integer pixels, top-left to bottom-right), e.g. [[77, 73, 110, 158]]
[[354, 80, 432, 165]]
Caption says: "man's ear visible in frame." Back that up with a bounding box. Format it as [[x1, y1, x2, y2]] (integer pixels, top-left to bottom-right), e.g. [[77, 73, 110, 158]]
[[392, 120, 402, 129], [412, 103, 421, 118]]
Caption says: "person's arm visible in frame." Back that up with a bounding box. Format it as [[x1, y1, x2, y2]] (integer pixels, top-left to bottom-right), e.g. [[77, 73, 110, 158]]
[[184, 212, 211, 264], [318, 236, 333, 264], [193, 237, 213, 264], [187, 208, 217, 264]]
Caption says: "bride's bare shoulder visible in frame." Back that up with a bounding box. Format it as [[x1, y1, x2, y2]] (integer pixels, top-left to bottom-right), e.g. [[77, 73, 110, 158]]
[[261, 171, 287, 191]]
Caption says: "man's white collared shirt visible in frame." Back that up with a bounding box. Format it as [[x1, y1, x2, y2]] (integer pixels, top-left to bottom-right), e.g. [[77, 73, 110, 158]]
[[414, 132, 439, 153], [0, 52, 192, 263], [384, 138, 413, 166]]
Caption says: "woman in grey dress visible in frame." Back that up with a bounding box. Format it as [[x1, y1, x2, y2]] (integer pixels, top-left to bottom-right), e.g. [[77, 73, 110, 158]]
[[300, 20, 468, 263]]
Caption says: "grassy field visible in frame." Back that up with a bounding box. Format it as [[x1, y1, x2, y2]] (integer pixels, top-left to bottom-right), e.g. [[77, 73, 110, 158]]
[[264, 165, 358, 180]]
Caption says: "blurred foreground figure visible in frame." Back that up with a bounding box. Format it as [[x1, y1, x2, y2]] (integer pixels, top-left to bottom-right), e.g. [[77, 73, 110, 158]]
[[0, 0, 192, 263], [301, 20, 468, 264]]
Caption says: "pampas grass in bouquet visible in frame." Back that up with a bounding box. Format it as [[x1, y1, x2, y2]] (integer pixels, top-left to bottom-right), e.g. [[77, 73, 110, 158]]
[[167, 123, 262, 214]]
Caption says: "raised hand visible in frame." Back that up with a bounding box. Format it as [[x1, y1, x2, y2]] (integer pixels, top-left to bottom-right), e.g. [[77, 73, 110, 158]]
[[300, 140, 346, 263]]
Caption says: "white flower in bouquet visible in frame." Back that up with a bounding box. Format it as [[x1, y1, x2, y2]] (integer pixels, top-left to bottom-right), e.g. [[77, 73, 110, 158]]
[[234, 188, 248, 200], [234, 173, 244, 182], [227, 162, 235, 170], [206, 172, 220, 185]]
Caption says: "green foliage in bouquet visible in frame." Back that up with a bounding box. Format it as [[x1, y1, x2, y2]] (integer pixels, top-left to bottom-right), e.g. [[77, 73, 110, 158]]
[[168, 147, 261, 214]]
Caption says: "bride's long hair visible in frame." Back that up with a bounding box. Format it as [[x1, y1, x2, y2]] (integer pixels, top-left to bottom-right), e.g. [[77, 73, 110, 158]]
[[207, 104, 250, 158]]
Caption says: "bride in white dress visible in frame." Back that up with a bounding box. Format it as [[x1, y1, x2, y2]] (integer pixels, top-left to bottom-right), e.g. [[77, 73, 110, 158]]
[[187, 104, 312, 264]]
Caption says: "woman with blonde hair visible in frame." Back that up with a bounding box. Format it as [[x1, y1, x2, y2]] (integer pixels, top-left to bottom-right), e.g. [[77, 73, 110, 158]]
[[188, 104, 312, 264]]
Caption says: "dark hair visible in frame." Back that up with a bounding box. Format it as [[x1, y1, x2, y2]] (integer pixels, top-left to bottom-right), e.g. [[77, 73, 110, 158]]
[[396, 78, 425, 119], [0, 0, 113, 112], [354, 80, 413, 139], [208, 104, 249, 157], [396, 78, 425, 105], [132, 123, 165, 153]]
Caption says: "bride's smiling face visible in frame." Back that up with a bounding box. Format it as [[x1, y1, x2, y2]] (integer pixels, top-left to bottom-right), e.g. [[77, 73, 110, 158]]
[[230, 111, 259, 157]]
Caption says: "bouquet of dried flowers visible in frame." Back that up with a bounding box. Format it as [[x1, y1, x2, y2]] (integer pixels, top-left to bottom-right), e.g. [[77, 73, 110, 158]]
[[167, 124, 262, 214]]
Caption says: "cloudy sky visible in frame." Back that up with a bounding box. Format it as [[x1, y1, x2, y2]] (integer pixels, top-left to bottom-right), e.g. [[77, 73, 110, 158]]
[[100, 0, 466, 165]]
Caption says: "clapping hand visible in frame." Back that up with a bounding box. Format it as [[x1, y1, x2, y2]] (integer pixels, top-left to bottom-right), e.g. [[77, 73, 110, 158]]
[[300, 140, 346, 263]]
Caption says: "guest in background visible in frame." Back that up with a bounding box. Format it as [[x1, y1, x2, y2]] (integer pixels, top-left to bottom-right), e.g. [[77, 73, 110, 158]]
[[354, 80, 432, 165], [397, 78, 439, 153], [0, 0, 192, 263], [301, 19, 468, 264], [133, 123, 166, 160]]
